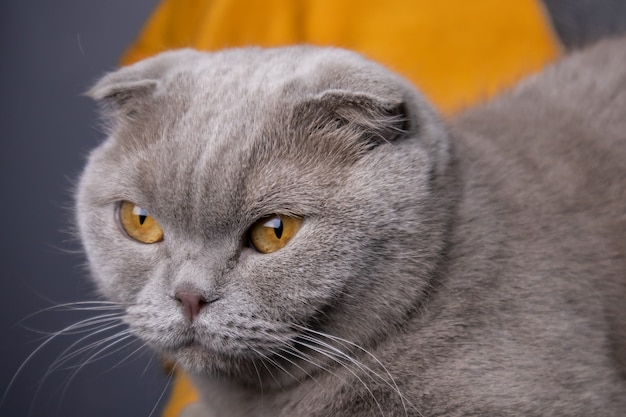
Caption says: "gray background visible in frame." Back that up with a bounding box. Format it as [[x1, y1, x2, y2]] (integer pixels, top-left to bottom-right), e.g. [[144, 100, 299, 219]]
[[0, 1, 625, 417]]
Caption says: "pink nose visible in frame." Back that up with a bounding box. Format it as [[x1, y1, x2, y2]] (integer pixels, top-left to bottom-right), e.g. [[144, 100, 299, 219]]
[[175, 291, 208, 321]]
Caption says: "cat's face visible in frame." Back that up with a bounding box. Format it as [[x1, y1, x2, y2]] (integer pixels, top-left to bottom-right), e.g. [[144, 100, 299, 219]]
[[77, 47, 451, 383]]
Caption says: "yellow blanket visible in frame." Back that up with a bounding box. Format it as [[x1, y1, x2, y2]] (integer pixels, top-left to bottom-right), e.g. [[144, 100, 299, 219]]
[[120, 1, 561, 415], [122, 0, 559, 114]]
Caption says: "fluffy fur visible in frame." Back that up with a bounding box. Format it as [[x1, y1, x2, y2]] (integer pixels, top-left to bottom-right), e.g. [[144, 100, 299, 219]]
[[77, 37, 626, 416]]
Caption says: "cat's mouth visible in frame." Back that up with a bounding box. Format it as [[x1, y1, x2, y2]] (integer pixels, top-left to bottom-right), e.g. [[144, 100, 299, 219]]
[[175, 339, 210, 357], [162, 324, 287, 360], [168, 328, 223, 353], [132, 304, 320, 382]]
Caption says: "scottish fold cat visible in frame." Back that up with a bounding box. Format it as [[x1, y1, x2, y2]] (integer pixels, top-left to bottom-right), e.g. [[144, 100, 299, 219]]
[[76, 36, 626, 416]]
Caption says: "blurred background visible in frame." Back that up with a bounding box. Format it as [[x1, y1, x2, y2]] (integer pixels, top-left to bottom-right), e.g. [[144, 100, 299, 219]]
[[0, 1, 625, 417], [0, 1, 167, 416]]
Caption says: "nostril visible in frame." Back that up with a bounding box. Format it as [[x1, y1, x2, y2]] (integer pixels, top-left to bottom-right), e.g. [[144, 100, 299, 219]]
[[175, 291, 209, 322]]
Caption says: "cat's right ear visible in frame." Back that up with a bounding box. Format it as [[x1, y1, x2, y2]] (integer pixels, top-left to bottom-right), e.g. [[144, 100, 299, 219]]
[[85, 49, 200, 123], [87, 76, 157, 106], [86, 70, 158, 124]]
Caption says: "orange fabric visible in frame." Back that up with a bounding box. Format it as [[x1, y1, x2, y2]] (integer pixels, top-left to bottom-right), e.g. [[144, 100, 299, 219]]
[[161, 370, 199, 417], [121, 2, 562, 416], [121, 0, 560, 114]]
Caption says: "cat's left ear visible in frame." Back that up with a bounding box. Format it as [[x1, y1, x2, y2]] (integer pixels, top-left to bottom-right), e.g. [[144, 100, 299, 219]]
[[294, 89, 411, 151]]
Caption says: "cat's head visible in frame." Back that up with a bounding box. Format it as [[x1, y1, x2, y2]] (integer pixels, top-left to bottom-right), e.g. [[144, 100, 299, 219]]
[[77, 47, 452, 384]]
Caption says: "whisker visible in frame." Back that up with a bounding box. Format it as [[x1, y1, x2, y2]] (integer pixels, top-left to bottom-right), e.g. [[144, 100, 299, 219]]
[[269, 349, 309, 381], [260, 333, 322, 385], [298, 333, 407, 414], [258, 349, 298, 386], [257, 354, 282, 388], [65, 333, 137, 373], [48, 325, 131, 373], [1, 313, 123, 407], [23, 321, 132, 416], [41, 334, 139, 417], [250, 355, 264, 396], [105, 339, 148, 372], [293, 338, 386, 417], [141, 351, 156, 378], [245, 344, 287, 388], [56, 333, 138, 403], [252, 348, 281, 387], [148, 368, 175, 417], [276, 343, 365, 400], [16, 301, 124, 325], [294, 324, 419, 417], [21, 312, 124, 338]]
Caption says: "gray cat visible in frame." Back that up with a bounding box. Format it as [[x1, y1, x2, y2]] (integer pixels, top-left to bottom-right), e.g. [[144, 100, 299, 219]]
[[76, 35, 626, 416]]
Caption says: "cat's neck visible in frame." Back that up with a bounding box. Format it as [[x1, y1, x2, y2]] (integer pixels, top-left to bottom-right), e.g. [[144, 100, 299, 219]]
[[191, 374, 291, 417]]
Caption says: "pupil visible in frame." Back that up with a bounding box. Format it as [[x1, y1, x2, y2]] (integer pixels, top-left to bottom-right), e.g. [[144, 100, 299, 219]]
[[132, 205, 150, 226], [274, 220, 283, 239]]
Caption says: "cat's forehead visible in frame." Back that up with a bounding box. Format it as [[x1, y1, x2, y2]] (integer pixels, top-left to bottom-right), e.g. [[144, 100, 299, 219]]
[[108, 48, 363, 157], [156, 48, 363, 107], [130, 55, 307, 190], [136, 47, 405, 121], [103, 50, 384, 171], [96, 53, 344, 225], [86, 46, 428, 230]]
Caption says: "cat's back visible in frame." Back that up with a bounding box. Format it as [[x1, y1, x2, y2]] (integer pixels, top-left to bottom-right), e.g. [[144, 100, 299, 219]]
[[453, 35, 626, 214], [443, 35, 626, 393], [451, 35, 626, 278]]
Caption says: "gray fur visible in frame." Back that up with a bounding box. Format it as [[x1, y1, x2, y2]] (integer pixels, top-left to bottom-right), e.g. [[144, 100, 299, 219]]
[[77, 37, 626, 416]]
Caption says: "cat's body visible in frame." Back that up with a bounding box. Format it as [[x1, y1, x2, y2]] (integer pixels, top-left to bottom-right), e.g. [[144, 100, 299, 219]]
[[77, 36, 626, 416]]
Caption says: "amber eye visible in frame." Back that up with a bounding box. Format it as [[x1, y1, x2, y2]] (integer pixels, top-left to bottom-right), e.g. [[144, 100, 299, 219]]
[[118, 201, 164, 243], [248, 215, 302, 254]]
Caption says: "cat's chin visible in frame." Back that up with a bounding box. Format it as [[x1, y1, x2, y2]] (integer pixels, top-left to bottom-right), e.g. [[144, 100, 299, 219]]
[[159, 336, 259, 376], [166, 344, 282, 385], [169, 343, 228, 372], [160, 333, 327, 388]]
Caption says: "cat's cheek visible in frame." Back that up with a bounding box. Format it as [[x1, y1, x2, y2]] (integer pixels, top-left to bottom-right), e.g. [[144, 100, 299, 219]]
[[237, 246, 255, 263], [88, 233, 165, 304], [125, 315, 190, 354], [236, 249, 343, 322], [124, 288, 191, 350]]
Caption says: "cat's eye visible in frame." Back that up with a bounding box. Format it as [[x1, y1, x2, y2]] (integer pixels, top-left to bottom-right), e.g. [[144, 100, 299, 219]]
[[248, 215, 302, 254], [118, 201, 164, 243]]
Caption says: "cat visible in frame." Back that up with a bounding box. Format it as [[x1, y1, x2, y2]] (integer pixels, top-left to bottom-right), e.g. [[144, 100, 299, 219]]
[[76, 35, 626, 416]]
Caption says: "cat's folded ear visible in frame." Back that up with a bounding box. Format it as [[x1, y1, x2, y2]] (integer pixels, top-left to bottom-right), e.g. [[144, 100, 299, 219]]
[[293, 89, 411, 154], [85, 49, 197, 124], [87, 76, 158, 107], [86, 69, 160, 128]]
